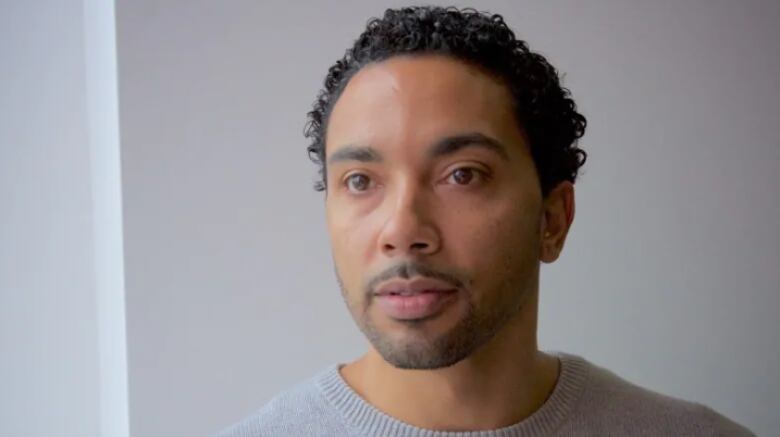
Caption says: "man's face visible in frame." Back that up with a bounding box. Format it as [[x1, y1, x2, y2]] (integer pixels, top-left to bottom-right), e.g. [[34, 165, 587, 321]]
[[324, 55, 545, 370]]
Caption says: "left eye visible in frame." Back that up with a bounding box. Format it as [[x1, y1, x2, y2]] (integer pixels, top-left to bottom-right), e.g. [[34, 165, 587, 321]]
[[446, 168, 481, 185]]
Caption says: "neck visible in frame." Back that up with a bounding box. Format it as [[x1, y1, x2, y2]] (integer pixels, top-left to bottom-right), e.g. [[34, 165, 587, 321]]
[[339, 292, 560, 431]]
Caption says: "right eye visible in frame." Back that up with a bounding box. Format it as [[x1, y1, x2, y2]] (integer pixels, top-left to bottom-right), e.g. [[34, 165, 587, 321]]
[[344, 173, 374, 194]]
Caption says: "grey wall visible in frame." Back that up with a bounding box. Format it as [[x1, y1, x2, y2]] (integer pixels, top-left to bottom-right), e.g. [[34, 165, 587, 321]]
[[1, 1, 128, 436], [117, 1, 779, 436]]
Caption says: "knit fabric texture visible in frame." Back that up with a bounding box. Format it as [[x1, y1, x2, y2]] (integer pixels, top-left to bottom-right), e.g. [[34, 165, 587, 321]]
[[217, 351, 755, 436]]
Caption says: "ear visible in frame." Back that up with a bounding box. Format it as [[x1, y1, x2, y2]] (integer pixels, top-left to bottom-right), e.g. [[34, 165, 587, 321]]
[[539, 181, 575, 263]]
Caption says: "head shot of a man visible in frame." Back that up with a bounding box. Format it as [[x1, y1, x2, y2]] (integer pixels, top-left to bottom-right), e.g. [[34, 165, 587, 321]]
[[218, 6, 755, 436]]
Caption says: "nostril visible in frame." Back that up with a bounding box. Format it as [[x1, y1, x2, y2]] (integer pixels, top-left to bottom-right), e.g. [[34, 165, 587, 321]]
[[382, 241, 435, 254]]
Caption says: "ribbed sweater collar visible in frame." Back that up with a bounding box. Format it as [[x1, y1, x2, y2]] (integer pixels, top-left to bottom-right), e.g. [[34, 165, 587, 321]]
[[315, 351, 590, 436]]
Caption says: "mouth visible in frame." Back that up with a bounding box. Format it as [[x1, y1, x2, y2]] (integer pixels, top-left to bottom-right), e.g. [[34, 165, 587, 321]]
[[374, 288, 459, 321], [380, 288, 453, 296]]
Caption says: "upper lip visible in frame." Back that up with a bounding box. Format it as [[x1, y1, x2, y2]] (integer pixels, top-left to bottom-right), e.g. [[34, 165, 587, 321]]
[[374, 277, 459, 296]]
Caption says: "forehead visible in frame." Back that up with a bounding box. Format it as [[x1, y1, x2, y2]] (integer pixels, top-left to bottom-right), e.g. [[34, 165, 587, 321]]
[[325, 54, 519, 156]]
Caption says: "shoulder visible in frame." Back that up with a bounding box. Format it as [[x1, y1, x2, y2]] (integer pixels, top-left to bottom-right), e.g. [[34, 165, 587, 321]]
[[570, 357, 755, 436], [214, 366, 348, 437]]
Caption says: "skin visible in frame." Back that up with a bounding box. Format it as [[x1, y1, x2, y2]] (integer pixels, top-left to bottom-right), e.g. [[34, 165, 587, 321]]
[[324, 54, 575, 431]]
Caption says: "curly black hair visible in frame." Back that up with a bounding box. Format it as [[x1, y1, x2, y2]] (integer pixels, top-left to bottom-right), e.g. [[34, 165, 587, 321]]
[[305, 5, 587, 198]]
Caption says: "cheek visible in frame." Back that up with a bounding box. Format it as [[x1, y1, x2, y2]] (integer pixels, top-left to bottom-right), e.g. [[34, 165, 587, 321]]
[[327, 209, 378, 293], [443, 195, 540, 276]]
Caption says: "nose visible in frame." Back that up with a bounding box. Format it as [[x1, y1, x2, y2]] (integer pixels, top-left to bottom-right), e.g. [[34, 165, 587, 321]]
[[377, 183, 441, 257]]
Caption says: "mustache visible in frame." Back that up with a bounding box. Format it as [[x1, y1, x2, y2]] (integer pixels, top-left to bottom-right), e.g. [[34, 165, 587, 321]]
[[365, 261, 466, 296]]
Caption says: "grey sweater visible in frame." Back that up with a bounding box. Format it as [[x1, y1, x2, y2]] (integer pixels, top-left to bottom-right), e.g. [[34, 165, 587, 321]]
[[217, 351, 755, 436]]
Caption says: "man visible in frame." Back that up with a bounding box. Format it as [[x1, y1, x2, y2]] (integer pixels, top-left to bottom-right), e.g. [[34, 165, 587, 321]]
[[220, 6, 754, 436]]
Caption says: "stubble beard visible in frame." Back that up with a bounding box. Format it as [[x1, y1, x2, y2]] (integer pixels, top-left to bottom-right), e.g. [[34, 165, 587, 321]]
[[336, 268, 532, 370]]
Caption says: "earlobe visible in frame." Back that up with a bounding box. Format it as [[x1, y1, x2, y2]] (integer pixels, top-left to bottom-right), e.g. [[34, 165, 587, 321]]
[[539, 211, 554, 263], [539, 181, 575, 263], [540, 234, 557, 263], [541, 230, 554, 262]]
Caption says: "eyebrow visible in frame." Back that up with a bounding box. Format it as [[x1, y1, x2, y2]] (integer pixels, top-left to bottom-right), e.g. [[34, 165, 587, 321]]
[[327, 132, 510, 166], [327, 145, 383, 165], [428, 132, 510, 161]]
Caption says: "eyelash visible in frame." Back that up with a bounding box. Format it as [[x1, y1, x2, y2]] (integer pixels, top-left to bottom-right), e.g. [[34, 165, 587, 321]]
[[444, 167, 489, 186], [343, 172, 376, 194], [341, 167, 488, 194]]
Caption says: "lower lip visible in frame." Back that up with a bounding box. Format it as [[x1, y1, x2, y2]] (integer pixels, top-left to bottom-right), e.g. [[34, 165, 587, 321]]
[[375, 290, 458, 320]]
